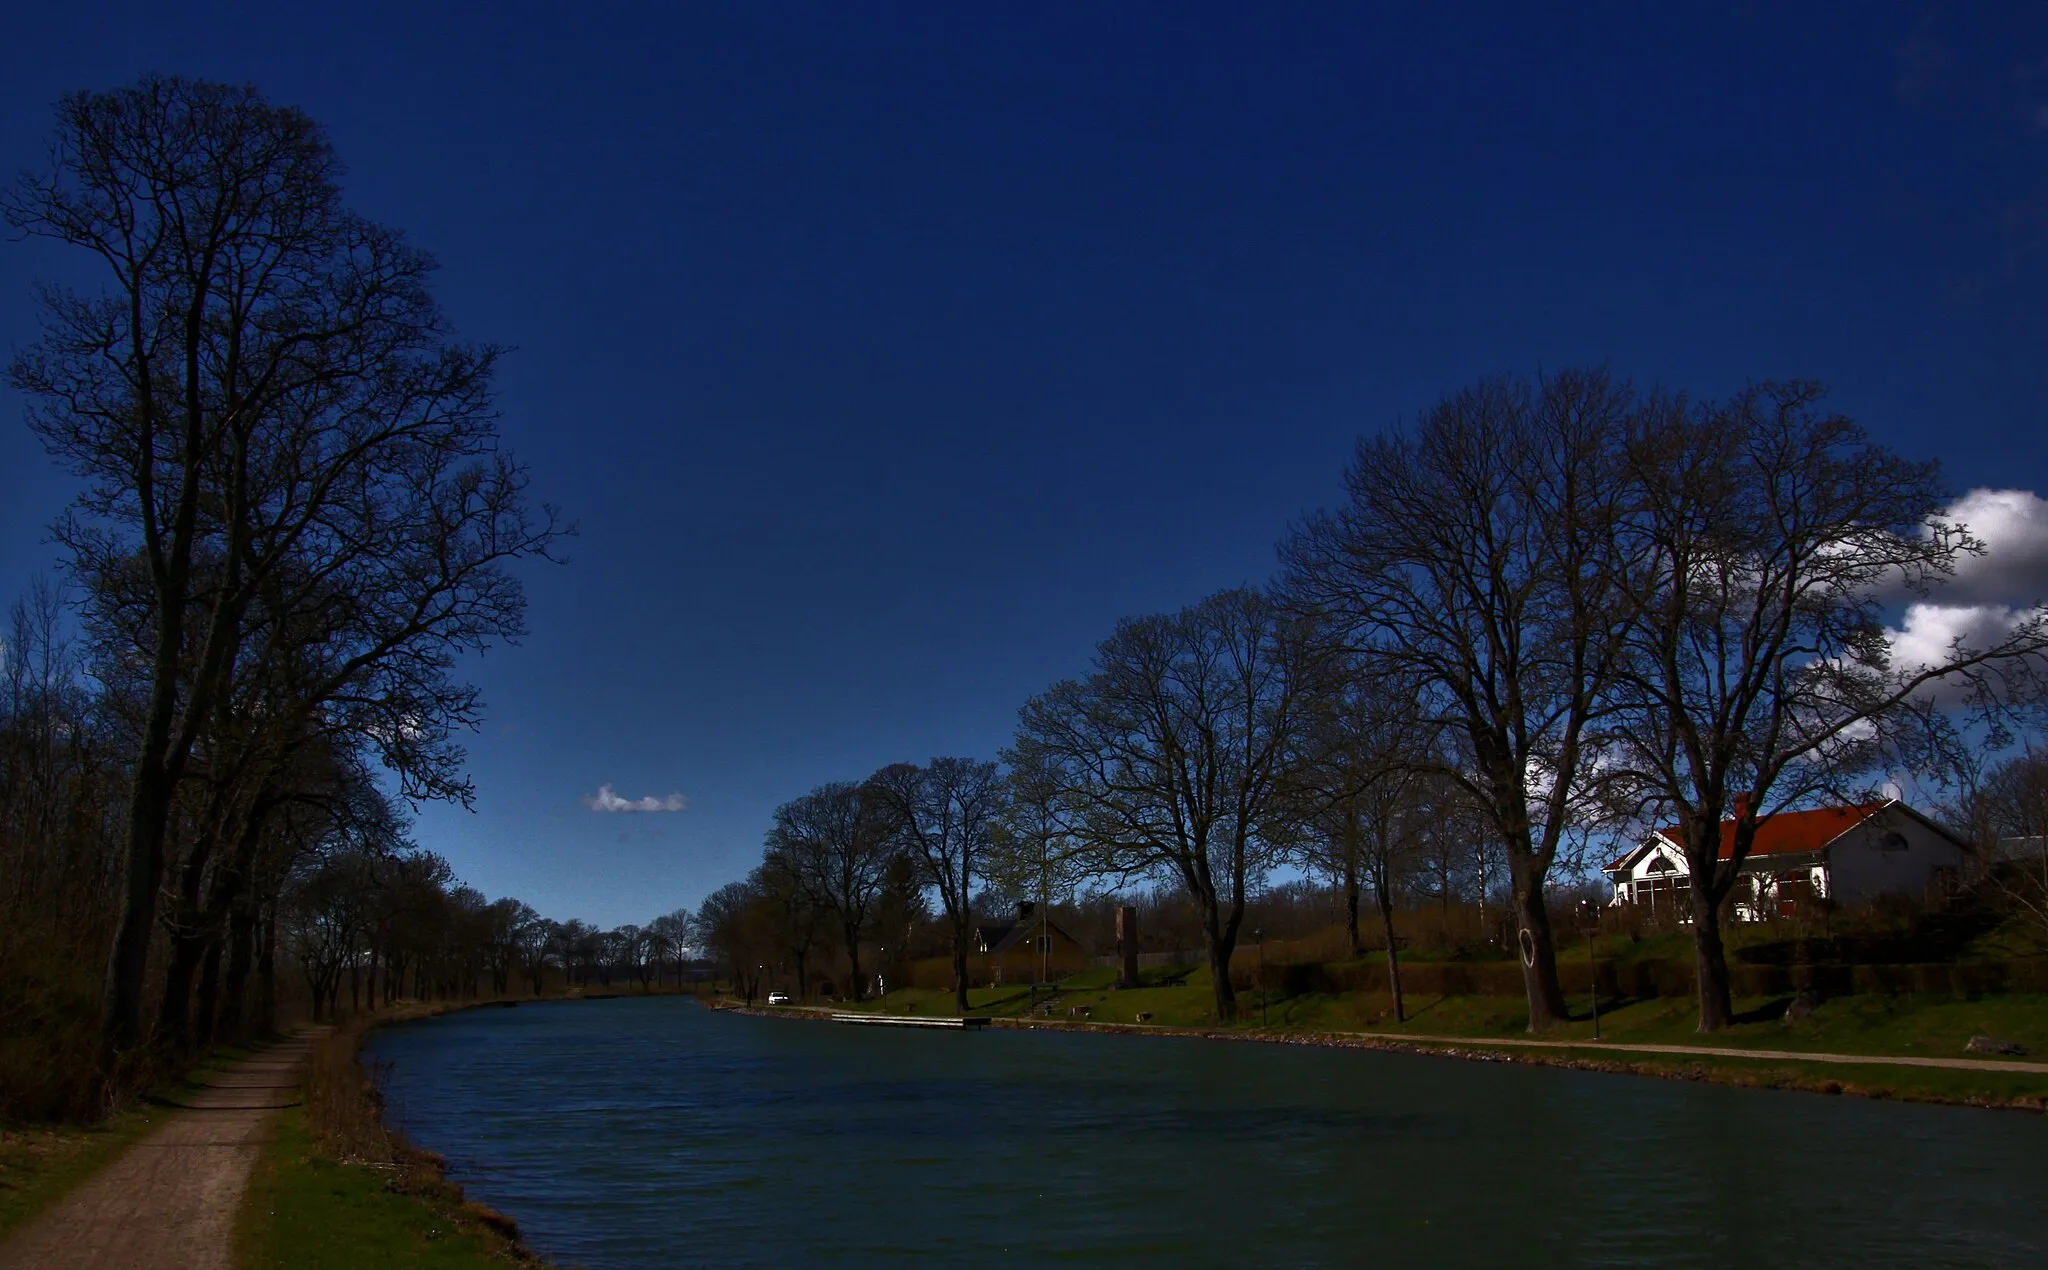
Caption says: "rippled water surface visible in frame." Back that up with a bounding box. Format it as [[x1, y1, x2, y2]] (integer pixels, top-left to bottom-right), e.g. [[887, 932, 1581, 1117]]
[[366, 997, 2048, 1268]]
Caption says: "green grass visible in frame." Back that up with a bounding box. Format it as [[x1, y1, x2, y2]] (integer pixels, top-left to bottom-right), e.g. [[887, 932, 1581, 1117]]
[[236, 1106, 515, 1269]]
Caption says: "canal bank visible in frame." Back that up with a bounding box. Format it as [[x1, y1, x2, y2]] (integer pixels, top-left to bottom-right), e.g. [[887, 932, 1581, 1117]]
[[720, 988, 2048, 1112]]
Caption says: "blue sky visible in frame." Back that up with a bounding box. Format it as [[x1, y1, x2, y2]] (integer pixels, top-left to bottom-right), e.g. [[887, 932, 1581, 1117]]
[[3, 3, 2046, 925]]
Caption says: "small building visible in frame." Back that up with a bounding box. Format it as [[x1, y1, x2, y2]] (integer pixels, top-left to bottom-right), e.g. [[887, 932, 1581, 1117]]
[[973, 902, 1088, 985], [1603, 800, 1970, 921]]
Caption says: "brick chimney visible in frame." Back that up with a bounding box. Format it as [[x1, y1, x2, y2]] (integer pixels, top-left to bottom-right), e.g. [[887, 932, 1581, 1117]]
[[1733, 791, 1752, 821]]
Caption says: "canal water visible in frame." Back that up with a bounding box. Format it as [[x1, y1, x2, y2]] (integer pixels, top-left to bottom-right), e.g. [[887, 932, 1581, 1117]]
[[366, 997, 2047, 1268]]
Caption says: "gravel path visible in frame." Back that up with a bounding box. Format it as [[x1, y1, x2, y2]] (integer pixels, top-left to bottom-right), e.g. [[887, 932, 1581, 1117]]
[[0, 1030, 323, 1270]]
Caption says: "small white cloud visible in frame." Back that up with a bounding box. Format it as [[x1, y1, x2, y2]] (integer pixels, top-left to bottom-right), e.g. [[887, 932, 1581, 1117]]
[[583, 783, 690, 813]]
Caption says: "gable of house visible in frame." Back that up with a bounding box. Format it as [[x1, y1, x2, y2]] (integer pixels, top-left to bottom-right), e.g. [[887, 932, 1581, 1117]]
[[1824, 803, 1971, 903], [978, 917, 1082, 957], [1604, 799, 1970, 911]]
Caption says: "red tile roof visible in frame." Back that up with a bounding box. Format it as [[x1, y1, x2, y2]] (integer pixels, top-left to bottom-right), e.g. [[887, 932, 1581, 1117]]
[[1657, 802, 1891, 861]]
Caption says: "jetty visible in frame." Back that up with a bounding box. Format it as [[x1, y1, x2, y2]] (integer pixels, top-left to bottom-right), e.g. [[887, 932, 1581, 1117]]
[[830, 1013, 990, 1030]]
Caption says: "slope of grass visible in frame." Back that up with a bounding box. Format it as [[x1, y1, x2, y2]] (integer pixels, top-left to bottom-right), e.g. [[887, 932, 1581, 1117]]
[[236, 1107, 515, 1269]]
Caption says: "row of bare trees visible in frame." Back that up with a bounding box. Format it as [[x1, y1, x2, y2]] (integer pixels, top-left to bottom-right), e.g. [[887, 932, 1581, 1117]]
[[0, 566, 719, 1119], [282, 844, 700, 1021], [998, 368, 2048, 1033], [694, 761, 1012, 1012], [1, 74, 569, 1105]]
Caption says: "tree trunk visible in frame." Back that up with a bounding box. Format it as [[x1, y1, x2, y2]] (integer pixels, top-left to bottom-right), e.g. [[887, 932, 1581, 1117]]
[[1690, 882, 1735, 1031], [1509, 855, 1568, 1030], [844, 924, 864, 1002], [101, 757, 176, 1065], [254, 905, 277, 1034], [1376, 887, 1405, 1024], [193, 936, 225, 1048], [952, 921, 970, 1014], [155, 928, 207, 1054], [1205, 919, 1239, 1023], [218, 901, 255, 1040], [1343, 861, 1362, 957]]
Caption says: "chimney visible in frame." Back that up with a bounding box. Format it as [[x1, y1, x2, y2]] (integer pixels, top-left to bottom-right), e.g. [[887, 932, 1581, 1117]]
[[1015, 900, 1035, 923], [1734, 792, 1752, 821]]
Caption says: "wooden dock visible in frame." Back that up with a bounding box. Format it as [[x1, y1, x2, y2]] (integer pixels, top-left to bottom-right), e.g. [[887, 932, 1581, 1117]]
[[830, 1012, 990, 1030]]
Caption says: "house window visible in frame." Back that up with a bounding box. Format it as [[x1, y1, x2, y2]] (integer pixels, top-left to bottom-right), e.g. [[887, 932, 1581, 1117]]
[[1035, 935, 1052, 953]]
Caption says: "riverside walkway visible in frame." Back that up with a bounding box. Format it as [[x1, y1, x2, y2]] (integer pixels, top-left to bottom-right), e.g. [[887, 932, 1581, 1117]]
[[0, 1029, 323, 1270]]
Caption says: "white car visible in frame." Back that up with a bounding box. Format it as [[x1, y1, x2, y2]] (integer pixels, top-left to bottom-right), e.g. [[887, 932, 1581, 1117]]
[[767, 991, 792, 1005]]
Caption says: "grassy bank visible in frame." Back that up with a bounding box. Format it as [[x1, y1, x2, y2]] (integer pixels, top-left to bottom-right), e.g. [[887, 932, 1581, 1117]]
[[813, 965, 2048, 1109], [235, 1003, 533, 1269], [0, 1039, 272, 1237]]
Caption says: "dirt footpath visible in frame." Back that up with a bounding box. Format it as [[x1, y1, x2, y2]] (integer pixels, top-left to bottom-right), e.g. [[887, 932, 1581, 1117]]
[[0, 1030, 323, 1270]]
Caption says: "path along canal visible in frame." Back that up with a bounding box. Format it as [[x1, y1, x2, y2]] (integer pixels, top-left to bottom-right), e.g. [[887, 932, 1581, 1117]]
[[366, 996, 2048, 1268]]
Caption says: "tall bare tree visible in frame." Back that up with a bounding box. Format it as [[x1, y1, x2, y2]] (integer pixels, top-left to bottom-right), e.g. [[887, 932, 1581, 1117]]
[[867, 757, 1007, 1013], [1282, 368, 1637, 1030], [1288, 659, 1442, 1020], [1610, 382, 2048, 1030], [770, 782, 895, 1001], [5, 77, 560, 1065], [1007, 588, 1320, 1022], [755, 846, 826, 1000]]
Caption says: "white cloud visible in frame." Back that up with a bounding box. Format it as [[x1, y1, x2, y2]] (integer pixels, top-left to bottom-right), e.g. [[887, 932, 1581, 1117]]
[[583, 783, 690, 813], [1882, 489, 2048, 701], [1887, 602, 2025, 673], [1925, 488, 2048, 607], [1883, 601, 2032, 705]]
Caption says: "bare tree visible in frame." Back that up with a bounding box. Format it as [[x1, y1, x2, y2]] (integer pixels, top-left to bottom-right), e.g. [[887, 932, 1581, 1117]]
[[770, 782, 895, 1001], [1610, 382, 2048, 1030], [755, 848, 826, 1000], [985, 748, 1095, 987], [867, 758, 1007, 1013], [5, 77, 562, 1065], [696, 880, 777, 1004], [1289, 661, 1442, 1020], [1283, 368, 1637, 1031], [1006, 588, 1320, 1022], [1960, 749, 2048, 940]]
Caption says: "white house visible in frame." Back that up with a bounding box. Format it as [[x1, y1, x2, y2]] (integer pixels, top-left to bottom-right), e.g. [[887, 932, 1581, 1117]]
[[1602, 800, 1970, 921]]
